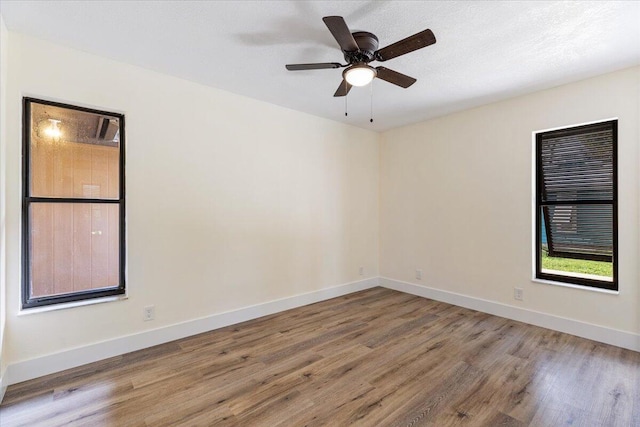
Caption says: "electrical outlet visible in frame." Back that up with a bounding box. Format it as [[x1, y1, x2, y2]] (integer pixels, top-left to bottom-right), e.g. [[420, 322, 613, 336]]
[[514, 288, 524, 301], [359, 266, 364, 276], [143, 305, 155, 321], [416, 269, 423, 280]]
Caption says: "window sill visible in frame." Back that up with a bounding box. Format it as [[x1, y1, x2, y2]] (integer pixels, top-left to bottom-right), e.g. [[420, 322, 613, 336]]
[[532, 278, 619, 295], [18, 294, 128, 315]]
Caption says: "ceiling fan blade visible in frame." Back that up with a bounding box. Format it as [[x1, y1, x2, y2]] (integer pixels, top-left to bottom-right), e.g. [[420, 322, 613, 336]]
[[333, 79, 352, 97], [286, 62, 343, 71], [375, 67, 417, 88], [322, 16, 359, 52], [376, 29, 436, 62]]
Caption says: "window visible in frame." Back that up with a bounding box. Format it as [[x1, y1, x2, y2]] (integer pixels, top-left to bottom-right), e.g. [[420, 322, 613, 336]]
[[535, 120, 617, 291], [22, 98, 125, 308]]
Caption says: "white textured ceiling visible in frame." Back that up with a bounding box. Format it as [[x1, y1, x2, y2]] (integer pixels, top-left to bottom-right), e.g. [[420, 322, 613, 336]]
[[2, 1, 639, 132]]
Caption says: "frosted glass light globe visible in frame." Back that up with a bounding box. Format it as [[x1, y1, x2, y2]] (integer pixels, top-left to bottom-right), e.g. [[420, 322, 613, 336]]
[[344, 65, 376, 87]]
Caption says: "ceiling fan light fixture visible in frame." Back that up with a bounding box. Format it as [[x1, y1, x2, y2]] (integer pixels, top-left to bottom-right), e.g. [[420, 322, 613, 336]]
[[343, 64, 376, 87]]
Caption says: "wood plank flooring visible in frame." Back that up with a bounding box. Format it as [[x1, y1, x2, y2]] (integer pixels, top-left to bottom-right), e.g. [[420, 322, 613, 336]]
[[1, 287, 639, 426]]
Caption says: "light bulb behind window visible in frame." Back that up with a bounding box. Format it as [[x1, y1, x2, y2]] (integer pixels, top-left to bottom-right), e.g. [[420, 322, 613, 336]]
[[45, 119, 62, 139]]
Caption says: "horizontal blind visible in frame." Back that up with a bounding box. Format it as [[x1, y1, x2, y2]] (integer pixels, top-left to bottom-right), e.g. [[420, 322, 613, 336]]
[[539, 122, 614, 260], [545, 205, 612, 257], [540, 127, 613, 202]]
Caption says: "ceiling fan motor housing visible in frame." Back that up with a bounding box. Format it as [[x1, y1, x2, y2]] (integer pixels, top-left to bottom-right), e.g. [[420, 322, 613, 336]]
[[344, 31, 379, 63]]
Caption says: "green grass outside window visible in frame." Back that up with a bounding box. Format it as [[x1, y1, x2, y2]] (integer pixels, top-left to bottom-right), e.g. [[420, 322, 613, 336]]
[[541, 251, 612, 278]]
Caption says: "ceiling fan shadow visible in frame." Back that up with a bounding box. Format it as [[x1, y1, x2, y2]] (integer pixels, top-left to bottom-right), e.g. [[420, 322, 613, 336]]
[[234, 0, 390, 49], [234, 29, 335, 49]]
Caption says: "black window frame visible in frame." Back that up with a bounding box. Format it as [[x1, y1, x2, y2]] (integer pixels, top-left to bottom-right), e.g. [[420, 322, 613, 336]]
[[22, 97, 126, 309], [535, 119, 618, 291]]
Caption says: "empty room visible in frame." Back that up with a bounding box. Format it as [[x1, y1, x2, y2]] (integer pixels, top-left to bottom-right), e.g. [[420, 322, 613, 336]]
[[0, 1, 639, 426]]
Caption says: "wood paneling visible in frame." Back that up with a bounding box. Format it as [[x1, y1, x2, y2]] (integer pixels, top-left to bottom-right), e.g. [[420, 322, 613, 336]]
[[52, 204, 74, 295], [72, 203, 91, 292], [29, 135, 120, 297], [30, 205, 53, 298], [2, 288, 638, 426]]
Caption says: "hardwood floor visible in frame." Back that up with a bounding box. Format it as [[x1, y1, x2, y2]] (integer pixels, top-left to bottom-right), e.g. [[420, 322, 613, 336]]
[[1, 287, 639, 426]]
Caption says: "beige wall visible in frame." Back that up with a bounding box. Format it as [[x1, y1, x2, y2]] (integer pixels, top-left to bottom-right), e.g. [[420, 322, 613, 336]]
[[3, 33, 380, 365], [0, 14, 9, 382], [380, 66, 640, 334]]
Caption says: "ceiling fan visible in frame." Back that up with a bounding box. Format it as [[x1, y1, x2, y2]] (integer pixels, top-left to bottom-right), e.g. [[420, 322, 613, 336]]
[[286, 16, 436, 97]]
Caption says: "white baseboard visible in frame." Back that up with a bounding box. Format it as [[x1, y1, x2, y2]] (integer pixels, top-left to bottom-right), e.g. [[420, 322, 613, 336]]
[[3, 277, 379, 387], [379, 277, 640, 352], [0, 375, 6, 403]]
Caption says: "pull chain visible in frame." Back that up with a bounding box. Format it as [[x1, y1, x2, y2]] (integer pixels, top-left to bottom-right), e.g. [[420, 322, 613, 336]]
[[345, 93, 348, 117], [370, 80, 374, 123]]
